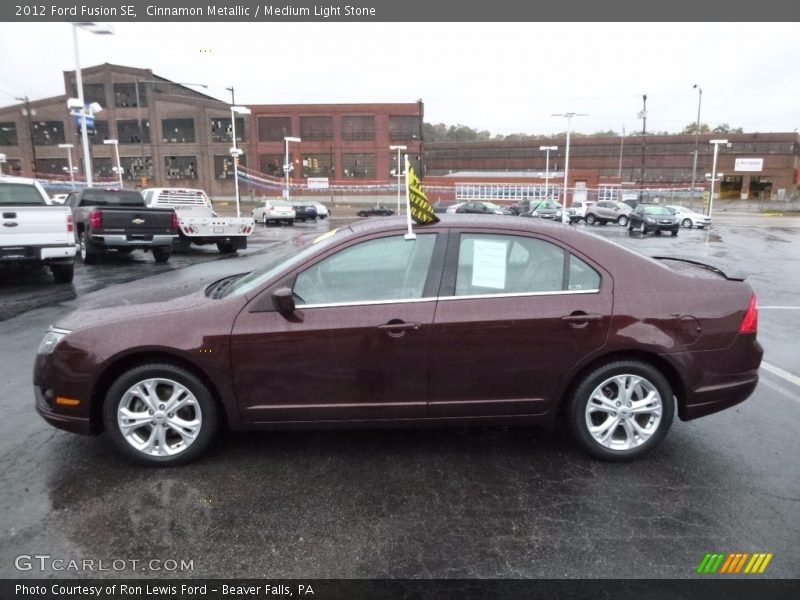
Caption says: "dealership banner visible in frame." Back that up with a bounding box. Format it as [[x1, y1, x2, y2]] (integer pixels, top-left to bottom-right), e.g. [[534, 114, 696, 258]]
[[735, 158, 764, 172]]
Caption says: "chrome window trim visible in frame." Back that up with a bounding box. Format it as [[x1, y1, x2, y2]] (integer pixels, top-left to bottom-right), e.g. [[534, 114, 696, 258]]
[[439, 289, 600, 302], [297, 297, 438, 310]]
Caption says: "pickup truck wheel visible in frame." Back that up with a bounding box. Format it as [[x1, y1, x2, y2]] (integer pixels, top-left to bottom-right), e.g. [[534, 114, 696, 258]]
[[79, 232, 98, 264], [216, 242, 236, 254], [153, 247, 171, 263], [50, 263, 74, 284]]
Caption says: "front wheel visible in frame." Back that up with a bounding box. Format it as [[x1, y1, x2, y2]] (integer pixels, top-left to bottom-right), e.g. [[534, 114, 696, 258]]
[[79, 232, 98, 265], [681, 218, 693, 229], [617, 215, 629, 226], [671, 228, 679, 237], [568, 361, 675, 461], [638, 221, 646, 235], [153, 247, 171, 263], [103, 364, 219, 466]]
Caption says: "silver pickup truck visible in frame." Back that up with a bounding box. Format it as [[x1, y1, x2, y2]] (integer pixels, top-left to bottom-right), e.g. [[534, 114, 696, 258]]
[[0, 176, 77, 283]]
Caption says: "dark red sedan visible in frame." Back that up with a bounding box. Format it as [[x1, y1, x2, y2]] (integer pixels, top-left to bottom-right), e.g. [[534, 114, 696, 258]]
[[34, 216, 762, 465]]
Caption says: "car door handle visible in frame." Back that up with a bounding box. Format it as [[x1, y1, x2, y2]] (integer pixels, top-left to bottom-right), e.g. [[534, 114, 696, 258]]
[[377, 321, 421, 338], [561, 312, 602, 325]]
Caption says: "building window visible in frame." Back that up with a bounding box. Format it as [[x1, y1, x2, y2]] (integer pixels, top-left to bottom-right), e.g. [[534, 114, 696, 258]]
[[75, 83, 106, 107], [89, 120, 110, 144], [389, 115, 421, 141], [0, 122, 18, 146], [300, 116, 334, 141], [93, 157, 113, 179], [342, 153, 376, 178], [161, 118, 195, 143], [35, 157, 69, 175], [302, 153, 333, 177], [113, 82, 146, 108], [259, 153, 284, 177], [165, 156, 198, 179], [32, 121, 66, 145], [598, 186, 619, 202], [257, 117, 292, 142], [214, 155, 246, 179], [120, 156, 154, 180], [117, 120, 150, 144], [341, 116, 375, 141], [210, 117, 245, 143]]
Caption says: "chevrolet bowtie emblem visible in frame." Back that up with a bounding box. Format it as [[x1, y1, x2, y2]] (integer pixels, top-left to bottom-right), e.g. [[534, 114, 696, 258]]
[[132, 218, 145, 224]]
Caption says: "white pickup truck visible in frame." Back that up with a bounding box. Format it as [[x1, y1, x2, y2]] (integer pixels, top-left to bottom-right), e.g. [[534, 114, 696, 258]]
[[0, 176, 76, 283], [142, 187, 255, 254]]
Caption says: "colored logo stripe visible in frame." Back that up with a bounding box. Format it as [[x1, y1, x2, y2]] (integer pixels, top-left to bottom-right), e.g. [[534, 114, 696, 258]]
[[698, 552, 772, 574]]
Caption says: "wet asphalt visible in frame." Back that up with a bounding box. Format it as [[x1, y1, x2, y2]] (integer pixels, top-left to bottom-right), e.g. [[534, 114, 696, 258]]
[[0, 213, 798, 579]]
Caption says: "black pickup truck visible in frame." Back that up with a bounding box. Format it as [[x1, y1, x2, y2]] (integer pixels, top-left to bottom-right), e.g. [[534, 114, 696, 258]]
[[66, 188, 178, 263]]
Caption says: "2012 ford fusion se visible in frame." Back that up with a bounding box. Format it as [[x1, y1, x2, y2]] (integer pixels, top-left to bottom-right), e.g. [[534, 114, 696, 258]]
[[34, 216, 762, 466]]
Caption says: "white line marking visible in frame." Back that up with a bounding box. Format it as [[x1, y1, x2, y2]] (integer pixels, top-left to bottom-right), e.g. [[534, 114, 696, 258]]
[[761, 362, 800, 388], [760, 306, 800, 310], [759, 377, 800, 403]]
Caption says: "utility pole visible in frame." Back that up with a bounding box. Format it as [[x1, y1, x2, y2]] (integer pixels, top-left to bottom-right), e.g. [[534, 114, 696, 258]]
[[639, 94, 647, 200], [16, 96, 37, 177], [690, 85, 703, 210], [226, 86, 235, 105]]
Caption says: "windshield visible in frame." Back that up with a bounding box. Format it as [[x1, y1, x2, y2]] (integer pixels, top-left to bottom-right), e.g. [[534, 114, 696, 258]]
[[222, 227, 350, 298], [81, 190, 145, 207], [0, 183, 46, 206], [643, 206, 673, 215]]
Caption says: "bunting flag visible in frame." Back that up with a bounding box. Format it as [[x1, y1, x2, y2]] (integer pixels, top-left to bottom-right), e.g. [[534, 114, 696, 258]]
[[406, 165, 439, 225]]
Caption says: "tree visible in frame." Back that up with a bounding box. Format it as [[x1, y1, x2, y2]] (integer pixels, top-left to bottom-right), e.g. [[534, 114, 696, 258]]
[[713, 123, 744, 134], [681, 122, 712, 134]]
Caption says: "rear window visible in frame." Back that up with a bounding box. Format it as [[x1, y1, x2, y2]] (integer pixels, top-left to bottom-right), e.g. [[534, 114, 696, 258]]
[[80, 191, 145, 207], [0, 183, 47, 206]]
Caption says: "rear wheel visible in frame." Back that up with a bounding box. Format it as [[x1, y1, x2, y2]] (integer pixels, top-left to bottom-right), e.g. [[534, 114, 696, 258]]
[[50, 263, 74, 284], [568, 361, 675, 461], [681, 218, 693, 229], [617, 215, 629, 226], [585, 214, 596, 225], [79, 232, 98, 265], [103, 363, 218, 466], [216, 242, 236, 254], [153, 247, 171, 263]]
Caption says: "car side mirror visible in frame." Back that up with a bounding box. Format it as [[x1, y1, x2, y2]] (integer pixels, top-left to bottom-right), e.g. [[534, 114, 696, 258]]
[[272, 287, 295, 314]]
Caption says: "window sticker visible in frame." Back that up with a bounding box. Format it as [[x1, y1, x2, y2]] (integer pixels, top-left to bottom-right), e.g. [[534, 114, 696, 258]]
[[471, 239, 508, 289]]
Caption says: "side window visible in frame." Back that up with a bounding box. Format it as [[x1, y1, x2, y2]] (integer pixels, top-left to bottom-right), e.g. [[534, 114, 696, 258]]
[[293, 234, 437, 306], [143, 191, 154, 205], [455, 234, 601, 296]]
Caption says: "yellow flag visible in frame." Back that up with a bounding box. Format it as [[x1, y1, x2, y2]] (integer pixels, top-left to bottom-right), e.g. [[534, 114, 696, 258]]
[[407, 165, 439, 225]]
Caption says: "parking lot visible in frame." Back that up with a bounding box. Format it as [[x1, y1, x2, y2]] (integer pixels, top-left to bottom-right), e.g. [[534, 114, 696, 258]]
[[0, 212, 798, 579]]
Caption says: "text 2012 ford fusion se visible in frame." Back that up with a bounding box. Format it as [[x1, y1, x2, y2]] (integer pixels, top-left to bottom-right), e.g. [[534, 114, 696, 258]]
[[34, 216, 763, 466]]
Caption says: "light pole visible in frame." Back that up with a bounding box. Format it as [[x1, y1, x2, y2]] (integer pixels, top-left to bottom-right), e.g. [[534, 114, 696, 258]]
[[690, 84, 703, 210], [103, 139, 123, 187], [639, 94, 647, 201], [284, 136, 301, 202], [552, 113, 587, 223], [72, 22, 114, 187], [390, 144, 407, 213], [539, 145, 557, 200], [58, 143, 76, 189], [707, 139, 729, 220], [230, 106, 251, 218]]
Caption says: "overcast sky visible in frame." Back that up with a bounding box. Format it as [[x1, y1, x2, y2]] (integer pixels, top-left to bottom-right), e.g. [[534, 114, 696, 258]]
[[1, 22, 798, 136]]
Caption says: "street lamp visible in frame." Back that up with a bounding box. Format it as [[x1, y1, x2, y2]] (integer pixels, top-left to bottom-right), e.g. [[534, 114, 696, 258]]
[[103, 139, 123, 187], [690, 85, 703, 210], [706, 139, 729, 220], [72, 22, 114, 187], [539, 145, 557, 200], [229, 106, 251, 218], [58, 143, 76, 190], [283, 136, 301, 202], [552, 113, 587, 223], [390, 145, 407, 213]]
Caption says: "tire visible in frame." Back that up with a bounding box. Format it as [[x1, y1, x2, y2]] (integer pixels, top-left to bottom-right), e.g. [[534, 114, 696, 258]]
[[153, 247, 171, 263], [638, 221, 646, 235], [567, 360, 675, 461], [671, 228, 679, 237], [216, 242, 236, 254], [655, 230, 662, 236], [585, 214, 596, 225], [627, 221, 634, 231], [79, 232, 98, 265], [50, 263, 74, 284], [103, 363, 219, 466], [681, 218, 693, 229], [288, 219, 294, 226], [617, 215, 629, 226]]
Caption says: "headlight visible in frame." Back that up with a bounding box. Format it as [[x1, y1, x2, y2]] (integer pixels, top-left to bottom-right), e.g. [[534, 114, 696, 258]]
[[645, 217, 655, 223], [38, 328, 71, 355]]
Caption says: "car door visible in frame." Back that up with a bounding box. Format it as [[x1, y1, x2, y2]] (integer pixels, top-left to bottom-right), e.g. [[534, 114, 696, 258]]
[[230, 232, 446, 423], [428, 230, 613, 417]]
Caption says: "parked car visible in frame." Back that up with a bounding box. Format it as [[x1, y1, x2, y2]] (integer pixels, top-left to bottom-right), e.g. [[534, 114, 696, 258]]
[[252, 200, 295, 226], [292, 204, 318, 221], [585, 201, 632, 226], [568, 199, 595, 223], [455, 201, 509, 215], [666, 205, 711, 229], [34, 215, 762, 465], [308, 202, 330, 219], [67, 188, 178, 263], [143, 187, 253, 254], [627, 204, 680, 236], [0, 176, 76, 283], [357, 206, 395, 217], [520, 200, 564, 220], [433, 201, 463, 214]]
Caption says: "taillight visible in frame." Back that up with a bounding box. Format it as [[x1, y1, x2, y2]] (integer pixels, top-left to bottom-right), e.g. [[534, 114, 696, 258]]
[[171, 211, 179, 230], [739, 293, 758, 334], [66, 213, 74, 233], [90, 209, 102, 229]]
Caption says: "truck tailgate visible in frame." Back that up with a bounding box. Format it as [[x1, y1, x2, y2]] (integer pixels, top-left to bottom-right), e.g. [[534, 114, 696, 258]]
[[100, 208, 174, 232], [1, 206, 72, 246]]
